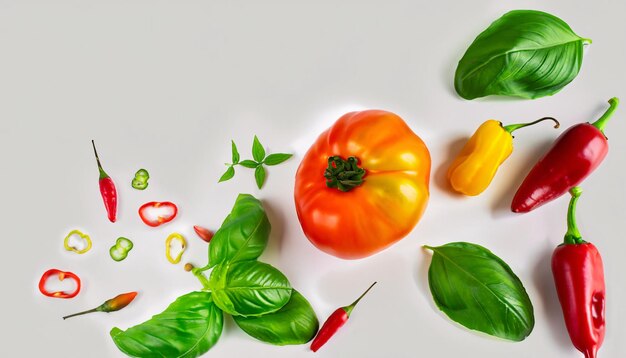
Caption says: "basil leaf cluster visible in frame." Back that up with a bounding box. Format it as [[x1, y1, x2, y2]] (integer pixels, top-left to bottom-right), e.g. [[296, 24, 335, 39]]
[[455, 10, 590, 100], [425, 242, 535, 341], [111, 194, 318, 358]]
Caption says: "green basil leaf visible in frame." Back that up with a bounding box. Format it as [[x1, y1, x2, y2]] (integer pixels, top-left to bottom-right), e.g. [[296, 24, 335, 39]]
[[234, 289, 319, 345], [208, 194, 270, 267], [110, 291, 223, 358], [209, 261, 292, 317], [254, 166, 266, 189], [252, 135, 266, 162], [239, 160, 259, 168], [425, 242, 534, 341], [231, 140, 240, 164], [454, 10, 589, 100], [263, 153, 292, 166], [218, 166, 235, 183]]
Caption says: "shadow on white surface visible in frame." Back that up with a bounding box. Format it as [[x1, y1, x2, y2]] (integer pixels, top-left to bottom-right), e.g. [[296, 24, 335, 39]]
[[490, 138, 556, 218], [531, 239, 573, 351], [433, 135, 470, 195]]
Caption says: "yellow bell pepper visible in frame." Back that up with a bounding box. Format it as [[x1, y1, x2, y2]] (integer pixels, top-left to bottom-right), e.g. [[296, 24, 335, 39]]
[[447, 117, 559, 196]]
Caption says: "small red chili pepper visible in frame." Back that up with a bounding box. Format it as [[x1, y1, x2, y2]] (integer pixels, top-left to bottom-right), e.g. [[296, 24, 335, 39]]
[[552, 187, 605, 358], [63, 292, 138, 320], [92, 140, 118, 222], [512, 98, 619, 213], [193, 225, 214, 243], [138, 201, 178, 227], [38, 269, 82, 299], [310, 282, 376, 352]]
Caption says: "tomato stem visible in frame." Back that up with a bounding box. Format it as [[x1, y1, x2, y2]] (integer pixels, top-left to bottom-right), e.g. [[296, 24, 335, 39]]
[[324, 156, 366, 192]]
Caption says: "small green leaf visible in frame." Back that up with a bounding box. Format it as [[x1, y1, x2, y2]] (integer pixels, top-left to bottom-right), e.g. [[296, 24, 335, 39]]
[[264, 153, 293, 166], [234, 290, 319, 345], [219, 166, 235, 182], [231, 140, 240, 164], [209, 261, 292, 317], [239, 160, 259, 168], [255, 166, 266, 189], [252, 135, 266, 162], [209, 194, 270, 267]]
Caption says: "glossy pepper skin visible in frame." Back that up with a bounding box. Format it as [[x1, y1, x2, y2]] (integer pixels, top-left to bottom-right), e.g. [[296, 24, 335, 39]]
[[512, 98, 619, 213], [448, 117, 559, 196], [552, 187, 605, 358], [310, 282, 376, 352], [294, 110, 430, 259], [92, 140, 118, 222]]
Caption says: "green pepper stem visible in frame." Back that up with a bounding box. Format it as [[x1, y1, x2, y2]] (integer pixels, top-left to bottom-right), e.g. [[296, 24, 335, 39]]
[[324, 156, 366, 192], [91, 140, 108, 179], [503, 117, 560, 135], [343, 282, 377, 317], [564, 187, 584, 245], [62, 306, 102, 320], [591, 97, 619, 133]]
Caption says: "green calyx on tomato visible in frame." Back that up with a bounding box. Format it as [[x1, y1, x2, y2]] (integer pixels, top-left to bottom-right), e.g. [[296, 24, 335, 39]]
[[324, 156, 366, 192]]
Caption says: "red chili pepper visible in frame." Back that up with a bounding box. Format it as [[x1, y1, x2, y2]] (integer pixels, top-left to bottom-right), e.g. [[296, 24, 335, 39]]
[[38, 269, 82, 299], [511, 98, 619, 213], [63, 292, 138, 320], [193, 225, 214, 243], [552, 187, 605, 358], [92, 140, 118, 222], [138, 201, 178, 227], [310, 282, 376, 352]]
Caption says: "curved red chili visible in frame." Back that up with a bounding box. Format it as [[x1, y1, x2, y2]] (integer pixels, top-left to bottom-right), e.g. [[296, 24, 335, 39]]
[[38, 269, 82, 299], [310, 282, 376, 352], [138, 201, 178, 227], [92, 140, 118, 222], [512, 98, 618, 213], [552, 188, 605, 358]]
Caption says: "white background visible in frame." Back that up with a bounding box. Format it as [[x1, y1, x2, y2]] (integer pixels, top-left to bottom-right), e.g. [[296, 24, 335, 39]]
[[2, 0, 625, 357]]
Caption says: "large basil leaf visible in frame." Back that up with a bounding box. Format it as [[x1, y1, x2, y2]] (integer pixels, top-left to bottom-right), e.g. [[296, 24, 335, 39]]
[[209, 194, 271, 267], [209, 260, 292, 317], [234, 290, 319, 345], [110, 291, 223, 358], [425, 242, 534, 341], [454, 10, 589, 100]]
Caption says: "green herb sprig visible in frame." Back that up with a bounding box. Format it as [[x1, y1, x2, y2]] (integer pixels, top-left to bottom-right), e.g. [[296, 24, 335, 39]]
[[219, 136, 292, 189]]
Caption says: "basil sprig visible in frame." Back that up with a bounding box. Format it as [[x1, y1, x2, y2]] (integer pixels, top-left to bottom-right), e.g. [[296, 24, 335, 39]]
[[110, 194, 318, 357], [424, 242, 535, 341], [219, 136, 293, 189], [455, 10, 590, 100]]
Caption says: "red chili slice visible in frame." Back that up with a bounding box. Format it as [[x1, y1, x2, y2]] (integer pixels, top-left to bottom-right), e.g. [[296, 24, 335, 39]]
[[138, 201, 178, 227], [38, 269, 82, 299]]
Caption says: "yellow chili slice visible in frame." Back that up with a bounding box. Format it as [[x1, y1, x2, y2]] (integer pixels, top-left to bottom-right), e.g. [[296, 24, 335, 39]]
[[63, 229, 92, 254], [165, 233, 187, 264]]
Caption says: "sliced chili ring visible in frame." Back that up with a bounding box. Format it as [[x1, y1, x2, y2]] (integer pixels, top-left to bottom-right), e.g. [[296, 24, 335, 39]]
[[38, 269, 81, 299]]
